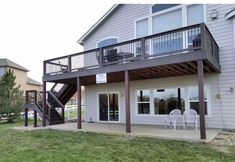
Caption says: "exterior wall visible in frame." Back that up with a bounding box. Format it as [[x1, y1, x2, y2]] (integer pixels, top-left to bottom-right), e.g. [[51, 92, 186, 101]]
[[25, 84, 42, 91], [83, 4, 151, 50], [85, 75, 219, 128], [83, 4, 235, 129], [206, 4, 235, 129], [8, 67, 28, 92], [6, 67, 42, 94]]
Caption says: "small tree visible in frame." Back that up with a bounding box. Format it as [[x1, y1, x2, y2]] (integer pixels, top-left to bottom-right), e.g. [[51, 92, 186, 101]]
[[0, 69, 23, 123]]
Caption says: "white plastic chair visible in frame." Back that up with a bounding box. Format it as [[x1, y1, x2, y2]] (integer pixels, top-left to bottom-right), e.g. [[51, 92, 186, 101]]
[[164, 109, 182, 130], [183, 109, 199, 130]]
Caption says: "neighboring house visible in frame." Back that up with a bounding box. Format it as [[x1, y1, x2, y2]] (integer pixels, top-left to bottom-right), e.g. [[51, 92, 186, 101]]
[[0, 58, 42, 93], [28, 4, 235, 140]]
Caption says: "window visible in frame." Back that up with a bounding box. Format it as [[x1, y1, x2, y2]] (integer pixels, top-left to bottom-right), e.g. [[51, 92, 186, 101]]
[[151, 4, 180, 13], [136, 18, 148, 38], [137, 90, 150, 114], [97, 38, 119, 63], [187, 4, 204, 26], [152, 9, 182, 34], [136, 19, 149, 54], [154, 88, 185, 114], [97, 38, 118, 48], [188, 86, 208, 115], [0, 67, 5, 76]]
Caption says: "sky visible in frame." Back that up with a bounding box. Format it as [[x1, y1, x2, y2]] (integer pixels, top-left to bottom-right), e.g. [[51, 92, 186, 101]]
[[0, 0, 233, 83], [0, 0, 113, 82]]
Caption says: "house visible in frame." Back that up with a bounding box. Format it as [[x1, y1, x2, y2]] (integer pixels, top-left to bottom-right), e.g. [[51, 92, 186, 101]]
[[0, 58, 42, 93], [25, 4, 235, 140]]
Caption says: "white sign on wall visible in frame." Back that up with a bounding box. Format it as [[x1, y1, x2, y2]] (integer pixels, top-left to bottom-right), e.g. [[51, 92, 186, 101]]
[[96, 73, 107, 84]]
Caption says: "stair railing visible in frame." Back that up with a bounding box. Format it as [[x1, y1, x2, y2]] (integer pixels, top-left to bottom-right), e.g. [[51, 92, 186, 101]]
[[47, 91, 65, 122], [38, 91, 52, 122]]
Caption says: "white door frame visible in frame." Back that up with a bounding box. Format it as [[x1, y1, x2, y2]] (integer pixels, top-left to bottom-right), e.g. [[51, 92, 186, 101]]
[[97, 91, 120, 123]]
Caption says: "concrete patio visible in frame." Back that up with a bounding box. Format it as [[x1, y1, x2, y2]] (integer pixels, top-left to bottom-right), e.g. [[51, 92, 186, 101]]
[[14, 122, 221, 143]]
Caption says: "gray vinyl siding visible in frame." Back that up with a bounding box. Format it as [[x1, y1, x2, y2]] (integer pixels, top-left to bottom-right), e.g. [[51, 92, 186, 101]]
[[83, 4, 235, 129], [83, 4, 151, 50], [205, 4, 235, 128]]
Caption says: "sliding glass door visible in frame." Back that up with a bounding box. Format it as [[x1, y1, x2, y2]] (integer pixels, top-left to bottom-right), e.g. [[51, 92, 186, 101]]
[[99, 93, 119, 122]]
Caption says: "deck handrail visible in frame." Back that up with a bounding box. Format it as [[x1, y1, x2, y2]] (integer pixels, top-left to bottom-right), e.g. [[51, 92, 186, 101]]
[[44, 23, 219, 76]]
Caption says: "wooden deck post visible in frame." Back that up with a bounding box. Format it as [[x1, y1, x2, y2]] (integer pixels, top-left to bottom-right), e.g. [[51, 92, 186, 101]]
[[77, 77, 82, 129], [125, 70, 131, 133], [197, 60, 206, 139], [25, 91, 28, 127], [42, 81, 46, 127], [34, 110, 37, 127], [25, 108, 28, 127]]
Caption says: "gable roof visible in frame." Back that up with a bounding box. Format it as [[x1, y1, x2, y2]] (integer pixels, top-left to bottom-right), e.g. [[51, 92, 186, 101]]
[[225, 8, 235, 19], [27, 77, 42, 86], [77, 4, 121, 45], [0, 58, 29, 72]]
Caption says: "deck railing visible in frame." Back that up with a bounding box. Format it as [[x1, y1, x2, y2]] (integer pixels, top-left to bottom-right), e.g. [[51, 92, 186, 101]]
[[44, 23, 219, 76]]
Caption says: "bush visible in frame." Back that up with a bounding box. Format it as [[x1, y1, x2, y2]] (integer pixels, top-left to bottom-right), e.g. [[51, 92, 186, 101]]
[[0, 69, 23, 123]]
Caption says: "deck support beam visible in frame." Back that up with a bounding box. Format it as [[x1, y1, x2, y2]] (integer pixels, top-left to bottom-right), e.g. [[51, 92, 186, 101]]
[[42, 81, 46, 127], [197, 60, 206, 139], [25, 108, 28, 127], [125, 70, 131, 133], [77, 77, 82, 129], [34, 110, 37, 127]]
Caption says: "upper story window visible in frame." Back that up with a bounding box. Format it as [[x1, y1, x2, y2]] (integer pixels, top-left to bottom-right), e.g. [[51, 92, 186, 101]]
[[187, 4, 204, 26], [0, 67, 5, 76], [136, 18, 148, 38], [152, 8, 182, 34], [135, 4, 205, 37], [151, 4, 180, 13], [97, 38, 118, 48]]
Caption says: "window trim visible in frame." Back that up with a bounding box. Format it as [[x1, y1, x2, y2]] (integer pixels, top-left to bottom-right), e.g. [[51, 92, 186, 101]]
[[96, 37, 119, 48], [135, 85, 211, 118], [153, 88, 185, 115], [187, 85, 211, 117], [134, 4, 206, 39], [97, 91, 121, 123], [134, 4, 206, 55], [135, 89, 152, 116]]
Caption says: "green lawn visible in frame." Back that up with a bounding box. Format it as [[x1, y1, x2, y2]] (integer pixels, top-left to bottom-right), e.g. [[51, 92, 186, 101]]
[[0, 121, 235, 162]]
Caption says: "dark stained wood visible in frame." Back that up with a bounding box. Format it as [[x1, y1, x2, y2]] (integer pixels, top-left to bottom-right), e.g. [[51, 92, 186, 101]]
[[43, 50, 208, 82], [178, 63, 196, 73], [125, 70, 131, 133], [197, 60, 206, 139], [68, 56, 72, 72], [44, 60, 218, 87], [77, 77, 82, 129], [42, 81, 46, 127], [25, 91, 29, 127], [25, 108, 28, 127], [34, 110, 37, 127], [44, 23, 220, 84]]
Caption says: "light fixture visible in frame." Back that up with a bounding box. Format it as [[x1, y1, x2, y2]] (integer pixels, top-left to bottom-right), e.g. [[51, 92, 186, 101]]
[[211, 9, 218, 19], [229, 87, 234, 93]]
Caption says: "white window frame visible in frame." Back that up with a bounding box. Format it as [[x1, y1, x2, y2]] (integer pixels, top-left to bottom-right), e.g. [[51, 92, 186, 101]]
[[135, 85, 211, 118], [97, 91, 120, 123], [153, 87, 186, 115], [96, 37, 119, 48], [135, 89, 152, 116], [134, 4, 206, 54], [187, 85, 211, 117]]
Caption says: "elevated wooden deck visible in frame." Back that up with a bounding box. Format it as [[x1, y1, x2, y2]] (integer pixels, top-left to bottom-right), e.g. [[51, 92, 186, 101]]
[[43, 23, 220, 85]]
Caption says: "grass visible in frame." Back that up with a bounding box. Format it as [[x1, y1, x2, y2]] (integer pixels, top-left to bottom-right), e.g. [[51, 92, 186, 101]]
[[0, 121, 235, 162]]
